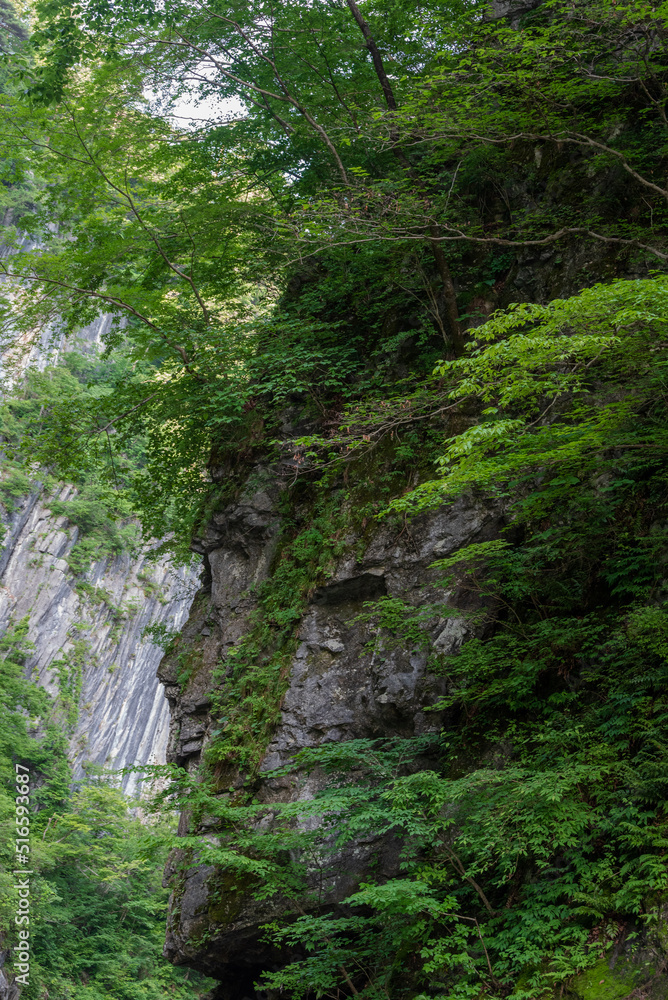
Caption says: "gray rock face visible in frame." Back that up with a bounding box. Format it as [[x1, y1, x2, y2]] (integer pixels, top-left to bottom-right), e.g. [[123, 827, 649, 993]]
[[0, 486, 200, 797], [485, 0, 544, 23], [0, 281, 198, 792], [0, 948, 20, 1000], [160, 473, 501, 989]]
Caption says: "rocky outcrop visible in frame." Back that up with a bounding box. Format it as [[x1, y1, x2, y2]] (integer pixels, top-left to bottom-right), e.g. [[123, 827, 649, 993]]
[[487, 0, 544, 22], [0, 484, 199, 796], [0, 947, 20, 1000], [159, 471, 501, 991]]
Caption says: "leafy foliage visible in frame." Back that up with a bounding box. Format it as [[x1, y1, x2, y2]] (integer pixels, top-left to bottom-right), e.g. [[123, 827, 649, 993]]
[[1, 0, 664, 553], [154, 273, 668, 999], [2, 0, 668, 998], [0, 351, 145, 570], [0, 619, 215, 998]]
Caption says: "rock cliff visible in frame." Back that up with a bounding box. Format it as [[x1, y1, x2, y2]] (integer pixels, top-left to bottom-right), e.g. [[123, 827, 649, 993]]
[[0, 484, 199, 797], [0, 291, 201, 794], [158, 469, 500, 993]]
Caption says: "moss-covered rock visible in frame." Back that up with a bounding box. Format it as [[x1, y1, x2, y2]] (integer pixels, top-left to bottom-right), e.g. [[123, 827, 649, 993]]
[[570, 958, 636, 999]]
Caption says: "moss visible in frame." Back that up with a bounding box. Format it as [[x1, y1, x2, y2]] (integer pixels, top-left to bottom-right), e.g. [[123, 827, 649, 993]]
[[177, 645, 207, 687], [74, 579, 115, 606], [137, 568, 165, 600], [201, 440, 427, 780], [207, 871, 255, 927], [50, 637, 91, 728], [201, 492, 346, 776], [570, 957, 638, 1000]]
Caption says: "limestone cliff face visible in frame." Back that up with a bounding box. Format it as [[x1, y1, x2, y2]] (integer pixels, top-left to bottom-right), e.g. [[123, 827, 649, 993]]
[[0, 485, 199, 797], [158, 470, 501, 992], [0, 290, 200, 794]]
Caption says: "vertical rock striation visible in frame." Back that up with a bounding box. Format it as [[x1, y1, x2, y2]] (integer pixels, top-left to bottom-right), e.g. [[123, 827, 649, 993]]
[[0, 486, 200, 796]]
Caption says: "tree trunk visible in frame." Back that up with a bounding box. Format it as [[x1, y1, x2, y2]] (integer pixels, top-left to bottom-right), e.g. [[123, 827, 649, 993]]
[[344, 0, 464, 355]]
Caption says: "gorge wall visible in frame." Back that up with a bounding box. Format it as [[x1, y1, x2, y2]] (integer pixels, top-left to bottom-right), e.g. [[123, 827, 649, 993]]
[[156, 467, 502, 994], [0, 309, 200, 795], [0, 484, 199, 796]]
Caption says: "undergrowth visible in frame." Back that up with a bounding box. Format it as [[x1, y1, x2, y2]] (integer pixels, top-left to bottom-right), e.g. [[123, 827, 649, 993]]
[[169, 277, 668, 999]]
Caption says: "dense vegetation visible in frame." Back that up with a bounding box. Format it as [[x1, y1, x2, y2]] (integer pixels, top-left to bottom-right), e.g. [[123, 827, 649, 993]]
[[0, 349, 146, 569], [0, 618, 214, 998], [165, 274, 668, 1000], [1, 0, 668, 998]]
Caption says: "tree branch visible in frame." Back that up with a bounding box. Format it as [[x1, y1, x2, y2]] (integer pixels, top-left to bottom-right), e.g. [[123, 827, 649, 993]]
[[343, 0, 464, 354], [0, 264, 204, 377], [155, 23, 350, 184]]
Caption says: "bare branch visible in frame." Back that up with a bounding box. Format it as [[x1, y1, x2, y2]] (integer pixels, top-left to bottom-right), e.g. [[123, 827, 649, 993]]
[[284, 218, 668, 262]]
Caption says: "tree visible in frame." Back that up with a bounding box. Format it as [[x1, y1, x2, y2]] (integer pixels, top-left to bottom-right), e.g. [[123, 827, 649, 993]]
[[25, 0, 483, 350]]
